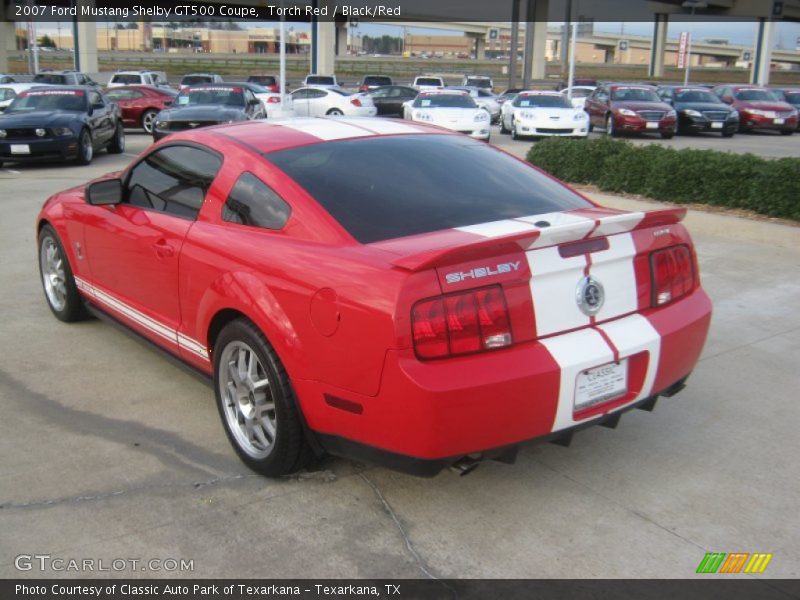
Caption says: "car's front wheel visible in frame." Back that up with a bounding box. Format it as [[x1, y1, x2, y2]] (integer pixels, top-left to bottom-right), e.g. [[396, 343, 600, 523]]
[[141, 109, 158, 134], [606, 114, 617, 137], [780, 129, 793, 136], [75, 129, 93, 165], [214, 319, 311, 477], [326, 108, 344, 116], [38, 224, 87, 322]]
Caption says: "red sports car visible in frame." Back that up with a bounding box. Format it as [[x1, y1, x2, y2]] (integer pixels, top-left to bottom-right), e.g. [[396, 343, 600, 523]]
[[104, 85, 178, 135], [36, 118, 712, 477], [712, 84, 798, 134]]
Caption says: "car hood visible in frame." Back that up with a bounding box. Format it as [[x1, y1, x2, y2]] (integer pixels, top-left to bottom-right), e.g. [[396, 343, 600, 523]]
[[735, 100, 794, 112], [421, 108, 481, 122], [611, 101, 673, 112], [514, 106, 577, 118], [675, 102, 734, 112], [157, 105, 245, 121], [0, 110, 84, 127]]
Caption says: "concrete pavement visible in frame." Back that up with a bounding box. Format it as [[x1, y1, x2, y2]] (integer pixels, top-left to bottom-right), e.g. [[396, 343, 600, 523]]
[[0, 133, 798, 580]]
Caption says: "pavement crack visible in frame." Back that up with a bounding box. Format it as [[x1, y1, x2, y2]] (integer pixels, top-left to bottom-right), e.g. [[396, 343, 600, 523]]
[[0, 473, 258, 511], [358, 473, 445, 584]]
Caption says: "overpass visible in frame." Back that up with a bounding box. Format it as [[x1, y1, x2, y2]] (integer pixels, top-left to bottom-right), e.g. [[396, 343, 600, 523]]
[[2, 0, 799, 85]]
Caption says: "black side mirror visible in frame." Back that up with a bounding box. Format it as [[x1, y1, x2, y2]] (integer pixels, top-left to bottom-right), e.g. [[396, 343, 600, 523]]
[[86, 178, 122, 206], [163, 100, 173, 106]]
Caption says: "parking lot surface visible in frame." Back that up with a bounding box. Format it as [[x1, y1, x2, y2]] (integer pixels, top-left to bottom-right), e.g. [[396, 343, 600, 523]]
[[0, 132, 798, 579]]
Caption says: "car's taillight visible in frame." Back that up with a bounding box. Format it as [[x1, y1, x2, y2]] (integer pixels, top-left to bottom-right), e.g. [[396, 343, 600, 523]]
[[267, 96, 281, 103], [650, 245, 694, 307], [359, 85, 369, 92], [269, 85, 279, 93], [412, 285, 512, 359], [350, 97, 362, 107]]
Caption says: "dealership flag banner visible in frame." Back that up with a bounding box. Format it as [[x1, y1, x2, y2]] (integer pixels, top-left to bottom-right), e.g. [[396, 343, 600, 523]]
[[678, 31, 691, 68]]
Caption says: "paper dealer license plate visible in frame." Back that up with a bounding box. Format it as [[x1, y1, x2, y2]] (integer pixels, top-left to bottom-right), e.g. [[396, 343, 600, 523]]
[[10, 144, 30, 155], [574, 360, 628, 411], [646, 122, 659, 129]]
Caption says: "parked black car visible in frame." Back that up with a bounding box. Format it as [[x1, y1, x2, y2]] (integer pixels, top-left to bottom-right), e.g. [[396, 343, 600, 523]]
[[368, 85, 419, 117], [152, 84, 264, 141], [657, 85, 739, 137], [0, 86, 124, 167], [774, 88, 800, 130]]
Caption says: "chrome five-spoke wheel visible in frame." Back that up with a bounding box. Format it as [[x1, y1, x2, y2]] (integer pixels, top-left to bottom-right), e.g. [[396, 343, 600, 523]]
[[40, 237, 67, 312]]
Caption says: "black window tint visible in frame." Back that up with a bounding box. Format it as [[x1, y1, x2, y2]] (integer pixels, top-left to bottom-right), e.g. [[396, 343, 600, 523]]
[[266, 135, 591, 244], [222, 172, 291, 230], [126, 145, 222, 220], [308, 89, 328, 99]]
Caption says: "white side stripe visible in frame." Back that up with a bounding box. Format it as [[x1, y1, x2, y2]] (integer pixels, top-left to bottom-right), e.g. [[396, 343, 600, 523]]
[[597, 314, 661, 401], [589, 233, 639, 323], [74, 276, 209, 361], [527, 246, 589, 337], [278, 119, 373, 140]]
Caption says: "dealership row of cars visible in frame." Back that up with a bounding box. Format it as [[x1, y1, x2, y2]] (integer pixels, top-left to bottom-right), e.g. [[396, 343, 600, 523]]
[[0, 68, 798, 167]]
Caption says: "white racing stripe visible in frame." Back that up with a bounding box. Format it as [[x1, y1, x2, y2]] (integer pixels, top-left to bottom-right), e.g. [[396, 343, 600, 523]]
[[588, 233, 639, 323], [278, 118, 373, 140], [527, 246, 589, 336], [455, 219, 539, 238], [516, 212, 596, 249], [540, 313, 661, 433], [352, 119, 429, 135], [590, 212, 645, 237], [74, 276, 209, 361]]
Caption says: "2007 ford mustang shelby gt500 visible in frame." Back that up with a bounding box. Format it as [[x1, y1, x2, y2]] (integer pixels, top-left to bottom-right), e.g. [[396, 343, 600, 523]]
[[36, 117, 712, 477]]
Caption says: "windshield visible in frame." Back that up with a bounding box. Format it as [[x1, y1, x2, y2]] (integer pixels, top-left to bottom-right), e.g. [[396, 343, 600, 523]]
[[416, 78, 442, 86], [181, 75, 213, 86], [675, 90, 721, 103], [466, 78, 491, 88], [33, 74, 68, 85], [306, 76, 335, 85], [413, 94, 476, 109], [6, 89, 86, 112], [364, 76, 391, 86], [175, 87, 245, 107], [266, 135, 591, 244], [735, 89, 779, 102], [111, 74, 142, 84], [248, 75, 276, 86], [514, 95, 571, 108], [0, 88, 16, 102], [611, 87, 660, 102], [782, 92, 800, 104]]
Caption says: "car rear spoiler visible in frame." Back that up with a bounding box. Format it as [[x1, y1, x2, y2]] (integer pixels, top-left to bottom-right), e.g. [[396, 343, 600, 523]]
[[389, 208, 687, 272]]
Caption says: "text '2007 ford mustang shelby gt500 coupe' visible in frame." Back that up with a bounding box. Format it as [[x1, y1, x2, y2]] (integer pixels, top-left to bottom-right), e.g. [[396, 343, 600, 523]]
[[36, 117, 712, 477]]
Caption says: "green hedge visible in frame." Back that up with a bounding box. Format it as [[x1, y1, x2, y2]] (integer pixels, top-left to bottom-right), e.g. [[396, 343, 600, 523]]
[[526, 137, 800, 221]]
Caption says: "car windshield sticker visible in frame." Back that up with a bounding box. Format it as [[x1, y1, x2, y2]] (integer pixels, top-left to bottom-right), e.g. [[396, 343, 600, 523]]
[[22, 90, 84, 96], [420, 99, 431, 106]]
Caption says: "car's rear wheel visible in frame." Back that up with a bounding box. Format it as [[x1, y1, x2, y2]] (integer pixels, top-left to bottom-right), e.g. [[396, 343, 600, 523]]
[[75, 129, 93, 165], [722, 130, 735, 138], [38, 224, 87, 322], [141, 109, 158, 134], [326, 108, 344, 116], [107, 122, 125, 154], [214, 319, 311, 477], [661, 132, 674, 139], [606, 114, 617, 137], [500, 117, 509, 134], [780, 129, 793, 136]]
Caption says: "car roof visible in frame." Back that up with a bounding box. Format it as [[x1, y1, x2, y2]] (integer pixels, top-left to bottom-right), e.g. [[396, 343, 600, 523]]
[[168, 117, 453, 155]]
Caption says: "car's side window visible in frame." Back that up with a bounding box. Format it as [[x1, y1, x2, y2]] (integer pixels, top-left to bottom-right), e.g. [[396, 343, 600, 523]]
[[308, 89, 327, 99], [292, 89, 309, 100], [222, 172, 291, 230], [125, 145, 222, 220]]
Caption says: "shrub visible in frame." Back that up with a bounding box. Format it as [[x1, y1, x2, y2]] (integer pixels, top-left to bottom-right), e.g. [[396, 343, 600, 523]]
[[526, 137, 799, 221]]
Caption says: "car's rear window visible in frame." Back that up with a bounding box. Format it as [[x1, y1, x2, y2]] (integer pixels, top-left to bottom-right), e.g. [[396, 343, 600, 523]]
[[111, 74, 142, 84], [265, 135, 591, 243], [33, 74, 68, 84], [364, 76, 391, 86], [181, 75, 213, 85], [307, 76, 335, 85], [416, 78, 443, 86], [248, 75, 276, 86]]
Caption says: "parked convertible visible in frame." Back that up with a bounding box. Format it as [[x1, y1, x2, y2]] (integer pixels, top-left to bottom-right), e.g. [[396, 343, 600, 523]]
[[36, 117, 711, 477], [0, 86, 124, 167]]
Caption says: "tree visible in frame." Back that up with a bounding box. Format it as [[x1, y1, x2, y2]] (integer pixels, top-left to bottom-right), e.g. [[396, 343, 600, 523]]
[[38, 34, 56, 48]]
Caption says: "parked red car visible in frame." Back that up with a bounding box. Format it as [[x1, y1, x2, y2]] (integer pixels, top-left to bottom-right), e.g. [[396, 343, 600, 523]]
[[712, 84, 797, 135], [104, 85, 178, 134], [36, 118, 711, 477], [585, 84, 677, 138]]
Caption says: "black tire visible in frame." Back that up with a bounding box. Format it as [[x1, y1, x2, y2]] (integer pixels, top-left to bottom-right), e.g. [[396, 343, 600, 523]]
[[780, 129, 793, 136], [38, 224, 88, 323], [326, 108, 344, 116], [140, 109, 158, 134], [606, 114, 618, 137], [661, 132, 674, 139], [722, 130, 735, 138], [587, 120, 594, 133], [214, 319, 312, 477], [107, 122, 125, 154], [500, 118, 509, 134], [75, 129, 93, 165]]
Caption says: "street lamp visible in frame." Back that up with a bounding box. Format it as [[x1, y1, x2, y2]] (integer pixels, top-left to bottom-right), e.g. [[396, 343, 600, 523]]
[[681, 1, 708, 85]]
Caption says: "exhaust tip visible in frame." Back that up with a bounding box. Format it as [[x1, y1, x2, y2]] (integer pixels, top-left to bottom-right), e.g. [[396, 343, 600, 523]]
[[450, 456, 480, 476]]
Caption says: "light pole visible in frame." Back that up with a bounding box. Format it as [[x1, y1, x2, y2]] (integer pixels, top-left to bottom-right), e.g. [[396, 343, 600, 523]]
[[567, 20, 577, 101], [681, 1, 708, 85]]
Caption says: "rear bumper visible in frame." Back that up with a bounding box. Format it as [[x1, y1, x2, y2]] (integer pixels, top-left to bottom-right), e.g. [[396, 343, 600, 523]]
[[297, 288, 712, 470]]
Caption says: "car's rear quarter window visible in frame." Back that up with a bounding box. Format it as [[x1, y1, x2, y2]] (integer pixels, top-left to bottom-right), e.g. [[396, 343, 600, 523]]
[[266, 135, 591, 244]]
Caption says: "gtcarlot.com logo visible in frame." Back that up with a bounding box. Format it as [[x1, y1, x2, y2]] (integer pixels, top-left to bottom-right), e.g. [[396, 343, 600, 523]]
[[696, 552, 773, 574], [14, 554, 194, 573]]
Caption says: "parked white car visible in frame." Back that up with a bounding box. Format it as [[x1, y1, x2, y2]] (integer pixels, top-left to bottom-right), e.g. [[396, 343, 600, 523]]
[[447, 86, 501, 123], [561, 85, 597, 110], [0, 83, 46, 112], [302, 74, 340, 89], [404, 91, 491, 141], [291, 87, 377, 117], [501, 91, 589, 139], [108, 70, 170, 89], [412, 76, 445, 92], [228, 82, 294, 118], [463, 75, 493, 91]]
